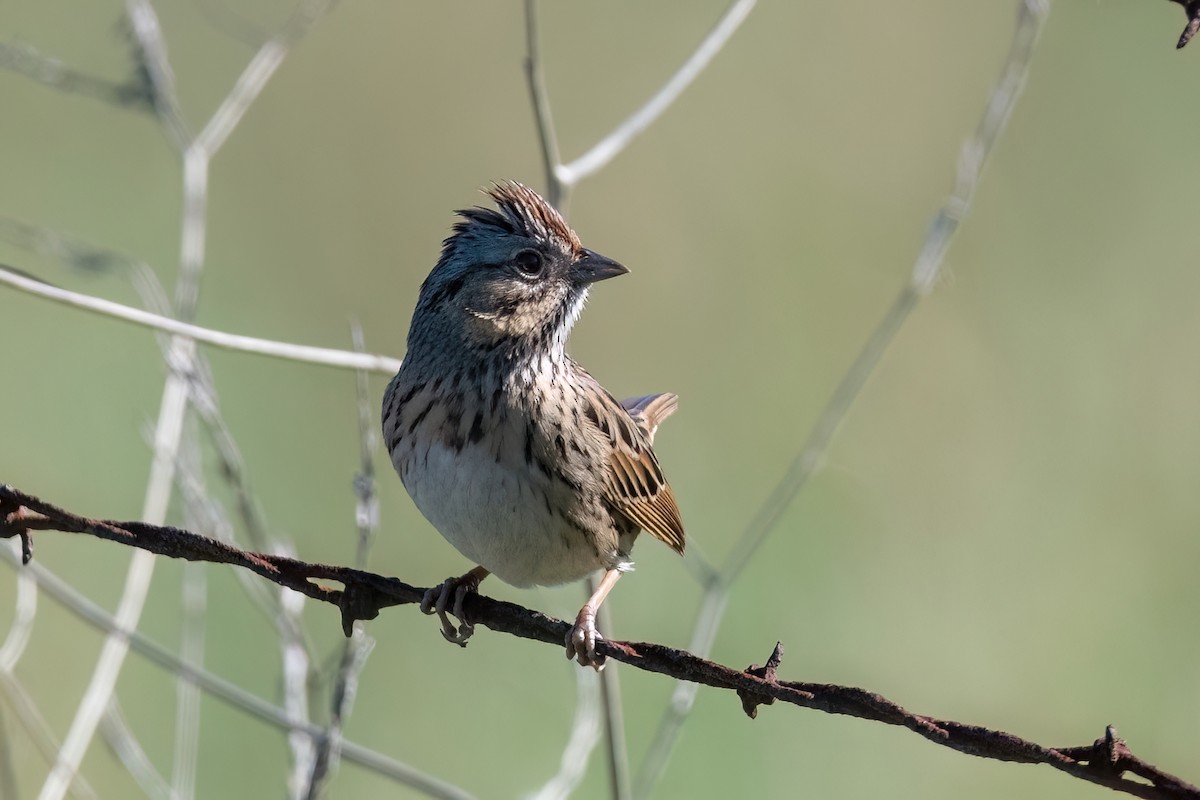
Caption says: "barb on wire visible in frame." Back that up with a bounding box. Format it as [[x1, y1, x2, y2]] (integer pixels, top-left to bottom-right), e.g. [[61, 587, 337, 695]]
[[2, 485, 1195, 800], [1169, 0, 1200, 48]]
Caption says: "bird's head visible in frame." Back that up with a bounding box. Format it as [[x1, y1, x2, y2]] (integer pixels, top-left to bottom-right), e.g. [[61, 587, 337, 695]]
[[412, 182, 627, 355]]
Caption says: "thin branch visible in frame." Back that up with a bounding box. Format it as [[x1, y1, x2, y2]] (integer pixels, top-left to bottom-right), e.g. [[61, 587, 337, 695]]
[[172, 442, 317, 657], [518, 39, 623, 787], [523, 0, 564, 208], [3, 485, 1195, 800], [0, 675, 99, 800], [170, 429, 207, 800], [0, 709, 18, 800], [556, 0, 756, 187], [0, 554, 98, 800], [0, 554, 97, 800], [348, 323, 381, 572], [0, 543, 475, 800], [634, 1, 1049, 792], [0, 265, 401, 374], [304, 630, 373, 800], [0, 547, 37, 671], [301, 324, 380, 799], [39, 3, 336, 794], [41, 369, 183, 800], [194, 0, 333, 157], [0, 217, 147, 274], [0, 42, 152, 109], [530, 670, 602, 800], [736, 0, 1048, 608], [281, 581, 316, 800], [592, 594, 631, 800], [100, 704, 175, 800], [125, 0, 191, 148]]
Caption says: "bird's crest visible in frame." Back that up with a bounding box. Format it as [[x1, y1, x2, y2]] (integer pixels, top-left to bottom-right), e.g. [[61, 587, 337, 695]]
[[447, 182, 582, 258]]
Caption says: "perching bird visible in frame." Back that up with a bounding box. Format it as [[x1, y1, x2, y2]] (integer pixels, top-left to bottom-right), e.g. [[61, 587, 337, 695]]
[[382, 182, 684, 668]]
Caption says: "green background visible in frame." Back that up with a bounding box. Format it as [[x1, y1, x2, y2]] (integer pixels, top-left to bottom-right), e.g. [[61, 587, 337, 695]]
[[1, 1, 1197, 797]]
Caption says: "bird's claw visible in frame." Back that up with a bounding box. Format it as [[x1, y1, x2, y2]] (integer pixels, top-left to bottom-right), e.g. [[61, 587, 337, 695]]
[[565, 609, 606, 670], [421, 573, 481, 647]]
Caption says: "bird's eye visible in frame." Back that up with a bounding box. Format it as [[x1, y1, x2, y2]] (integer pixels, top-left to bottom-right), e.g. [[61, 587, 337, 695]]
[[513, 249, 544, 278]]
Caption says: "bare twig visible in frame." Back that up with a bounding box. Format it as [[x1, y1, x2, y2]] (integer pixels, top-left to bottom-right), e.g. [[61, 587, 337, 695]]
[[0, 543, 474, 800], [0, 552, 96, 799], [281, 581, 316, 800], [0, 217, 148, 275], [523, 0, 565, 208], [2, 485, 1195, 800], [100, 704, 175, 800], [0, 550, 98, 800], [0, 548, 37, 670], [193, 0, 332, 159], [125, 0, 191, 147], [0, 709, 17, 800], [300, 324, 380, 799], [519, 29, 627, 787], [593, 597, 631, 800], [303, 630, 373, 800], [348, 323, 381, 571], [172, 446, 316, 657], [556, 0, 756, 187], [634, 2, 1049, 792], [171, 429, 207, 800], [0, 265, 401, 373], [0, 675, 98, 800], [39, 3, 337, 796], [530, 670, 602, 800], [0, 42, 152, 109], [523, 0, 754, 208]]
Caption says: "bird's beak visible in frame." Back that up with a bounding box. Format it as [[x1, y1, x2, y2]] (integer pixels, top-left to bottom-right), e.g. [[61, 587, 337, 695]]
[[571, 249, 629, 286]]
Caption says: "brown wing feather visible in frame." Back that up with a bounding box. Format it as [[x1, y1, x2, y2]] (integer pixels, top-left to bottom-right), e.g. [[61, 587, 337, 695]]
[[582, 383, 685, 555]]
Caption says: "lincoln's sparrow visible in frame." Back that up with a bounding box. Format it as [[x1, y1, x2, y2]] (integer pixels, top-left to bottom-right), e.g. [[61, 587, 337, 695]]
[[382, 182, 685, 668]]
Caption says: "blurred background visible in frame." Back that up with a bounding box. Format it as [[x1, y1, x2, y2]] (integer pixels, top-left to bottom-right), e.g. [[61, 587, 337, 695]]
[[1, 1, 1198, 797]]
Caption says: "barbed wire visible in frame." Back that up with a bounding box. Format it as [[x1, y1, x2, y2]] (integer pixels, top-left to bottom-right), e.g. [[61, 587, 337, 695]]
[[2, 485, 1197, 800]]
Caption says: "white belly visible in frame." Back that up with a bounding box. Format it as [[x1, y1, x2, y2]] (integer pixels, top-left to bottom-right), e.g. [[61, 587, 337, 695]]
[[395, 440, 606, 587]]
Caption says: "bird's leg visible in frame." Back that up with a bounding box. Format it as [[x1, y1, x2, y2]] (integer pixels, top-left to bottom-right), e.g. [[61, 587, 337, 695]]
[[566, 568, 623, 669], [420, 566, 490, 646]]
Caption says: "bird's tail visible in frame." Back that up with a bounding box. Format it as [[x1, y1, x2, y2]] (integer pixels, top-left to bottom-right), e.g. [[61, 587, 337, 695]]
[[620, 392, 678, 444]]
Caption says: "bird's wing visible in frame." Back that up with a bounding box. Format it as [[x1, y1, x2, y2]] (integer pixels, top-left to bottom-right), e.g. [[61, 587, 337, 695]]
[[580, 381, 685, 555]]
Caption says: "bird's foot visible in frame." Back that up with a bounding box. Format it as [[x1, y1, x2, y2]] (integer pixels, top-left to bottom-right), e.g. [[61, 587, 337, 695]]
[[420, 567, 487, 646], [565, 607, 606, 670]]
